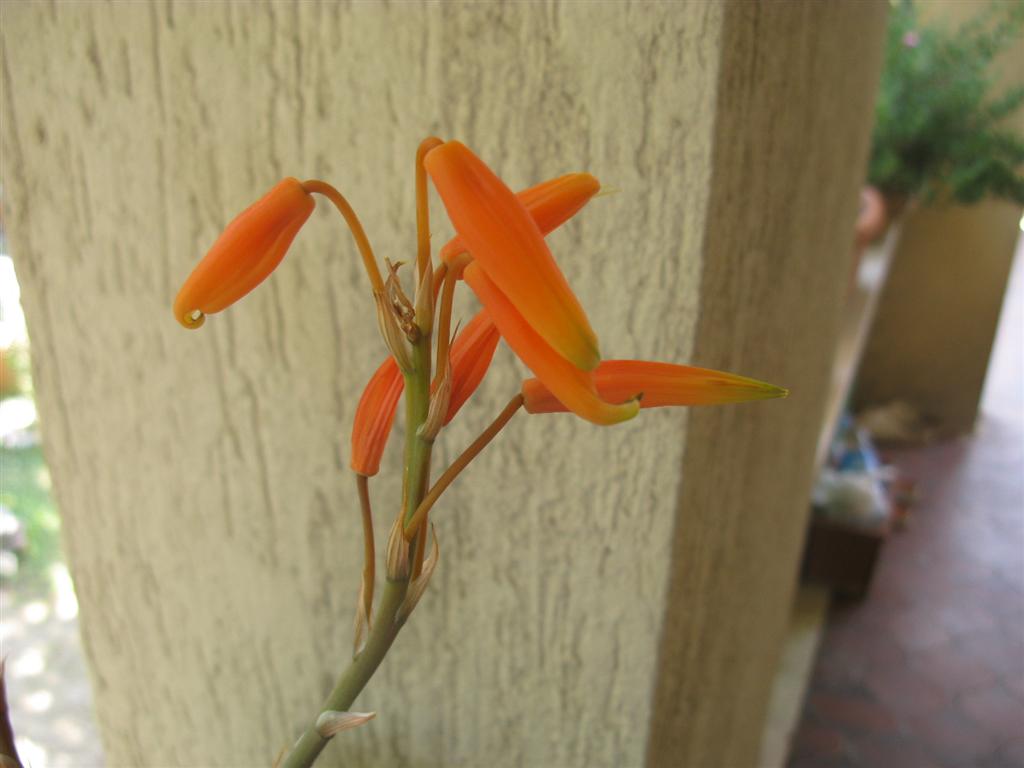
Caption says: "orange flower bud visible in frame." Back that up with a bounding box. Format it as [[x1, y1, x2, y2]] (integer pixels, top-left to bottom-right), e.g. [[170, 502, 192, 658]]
[[173, 178, 314, 329], [350, 357, 404, 477]]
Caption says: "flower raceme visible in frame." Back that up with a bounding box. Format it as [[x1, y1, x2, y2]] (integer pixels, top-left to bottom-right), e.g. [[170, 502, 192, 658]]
[[173, 140, 788, 472], [173, 138, 789, 768]]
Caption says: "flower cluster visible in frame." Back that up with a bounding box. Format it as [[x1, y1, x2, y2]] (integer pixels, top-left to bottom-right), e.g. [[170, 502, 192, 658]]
[[175, 139, 784, 441], [173, 138, 786, 768]]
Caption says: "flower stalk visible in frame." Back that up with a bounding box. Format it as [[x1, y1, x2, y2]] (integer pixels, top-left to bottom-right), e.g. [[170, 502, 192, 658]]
[[172, 137, 788, 768]]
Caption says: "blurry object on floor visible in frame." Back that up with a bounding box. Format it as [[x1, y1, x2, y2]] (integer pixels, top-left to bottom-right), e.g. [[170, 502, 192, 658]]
[[868, 0, 1024, 213], [816, 414, 889, 533], [813, 470, 887, 534], [803, 414, 902, 599], [856, 399, 938, 446]]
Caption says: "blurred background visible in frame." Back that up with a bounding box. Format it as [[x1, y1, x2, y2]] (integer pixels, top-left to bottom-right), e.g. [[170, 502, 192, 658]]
[[0, 1, 1021, 767]]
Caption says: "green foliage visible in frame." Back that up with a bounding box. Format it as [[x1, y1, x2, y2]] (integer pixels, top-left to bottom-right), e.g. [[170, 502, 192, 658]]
[[1, 443, 62, 592], [869, 0, 1024, 205]]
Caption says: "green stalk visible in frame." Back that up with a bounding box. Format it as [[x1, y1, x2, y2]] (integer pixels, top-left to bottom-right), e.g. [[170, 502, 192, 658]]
[[280, 579, 410, 768], [402, 341, 434, 528], [280, 337, 433, 768]]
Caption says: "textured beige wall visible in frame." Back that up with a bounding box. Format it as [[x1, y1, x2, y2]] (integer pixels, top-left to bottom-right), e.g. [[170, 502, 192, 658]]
[[1, 2, 885, 766]]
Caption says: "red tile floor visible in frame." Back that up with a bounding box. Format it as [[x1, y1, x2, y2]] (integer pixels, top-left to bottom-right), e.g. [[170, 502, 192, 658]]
[[788, 245, 1024, 768]]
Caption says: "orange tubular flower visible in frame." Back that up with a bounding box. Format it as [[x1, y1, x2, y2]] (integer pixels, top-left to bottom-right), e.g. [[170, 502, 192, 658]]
[[521, 360, 788, 414], [173, 178, 314, 329], [438, 173, 600, 265], [424, 141, 601, 372], [350, 357, 405, 477]]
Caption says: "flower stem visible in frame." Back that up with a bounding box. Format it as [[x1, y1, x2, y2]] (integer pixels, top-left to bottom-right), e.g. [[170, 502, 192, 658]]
[[404, 394, 523, 540], [281, 323, 436, 768], [355, 474, 375, 621], [302, 179, 385, 294], [279, 578, 411, 768]]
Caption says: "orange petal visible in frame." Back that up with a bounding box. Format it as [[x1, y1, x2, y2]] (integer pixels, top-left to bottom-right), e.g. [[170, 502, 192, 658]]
[[350, 357, 405, 477], [465, 263, 637, 426], [521, 360, 789, 414], [445, 310, 502, 425], [173, 178, 314, 329], [438, 173, 600, 265], [425, 141, 600, 371]]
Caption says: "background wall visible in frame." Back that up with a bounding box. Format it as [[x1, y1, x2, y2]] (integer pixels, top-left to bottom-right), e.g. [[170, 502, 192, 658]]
[[0, 2, 885, 766]]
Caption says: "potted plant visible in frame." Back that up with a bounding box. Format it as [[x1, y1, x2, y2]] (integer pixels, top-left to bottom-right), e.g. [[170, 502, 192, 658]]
[[867, 0, 1024, 217]]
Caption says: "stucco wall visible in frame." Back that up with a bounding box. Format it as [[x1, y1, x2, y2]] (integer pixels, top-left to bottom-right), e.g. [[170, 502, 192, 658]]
[[0, 2, 885, 766]]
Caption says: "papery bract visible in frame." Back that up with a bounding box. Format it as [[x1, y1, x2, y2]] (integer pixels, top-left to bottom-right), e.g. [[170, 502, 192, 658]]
[[173, 178, 314, 329], [350, 310, 501, 475]]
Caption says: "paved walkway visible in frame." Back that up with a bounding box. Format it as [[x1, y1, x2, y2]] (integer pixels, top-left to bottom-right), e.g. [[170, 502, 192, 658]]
[[788, 244, 1024, 767], [2, 574, 105, 766]]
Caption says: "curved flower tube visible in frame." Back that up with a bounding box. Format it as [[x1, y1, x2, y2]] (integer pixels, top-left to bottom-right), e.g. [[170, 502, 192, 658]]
[[465, 263, 639, 425], [173, 178, 315, 329], [521, 360, 788, 414], [424, 141, 601, 371]]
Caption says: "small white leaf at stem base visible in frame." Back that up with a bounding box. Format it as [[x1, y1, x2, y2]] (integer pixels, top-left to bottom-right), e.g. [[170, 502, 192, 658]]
[[315, 710, 377, 738]]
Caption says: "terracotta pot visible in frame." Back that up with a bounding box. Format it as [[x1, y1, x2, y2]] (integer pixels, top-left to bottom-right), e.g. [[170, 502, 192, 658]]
[[854, 186, 888, 250]]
